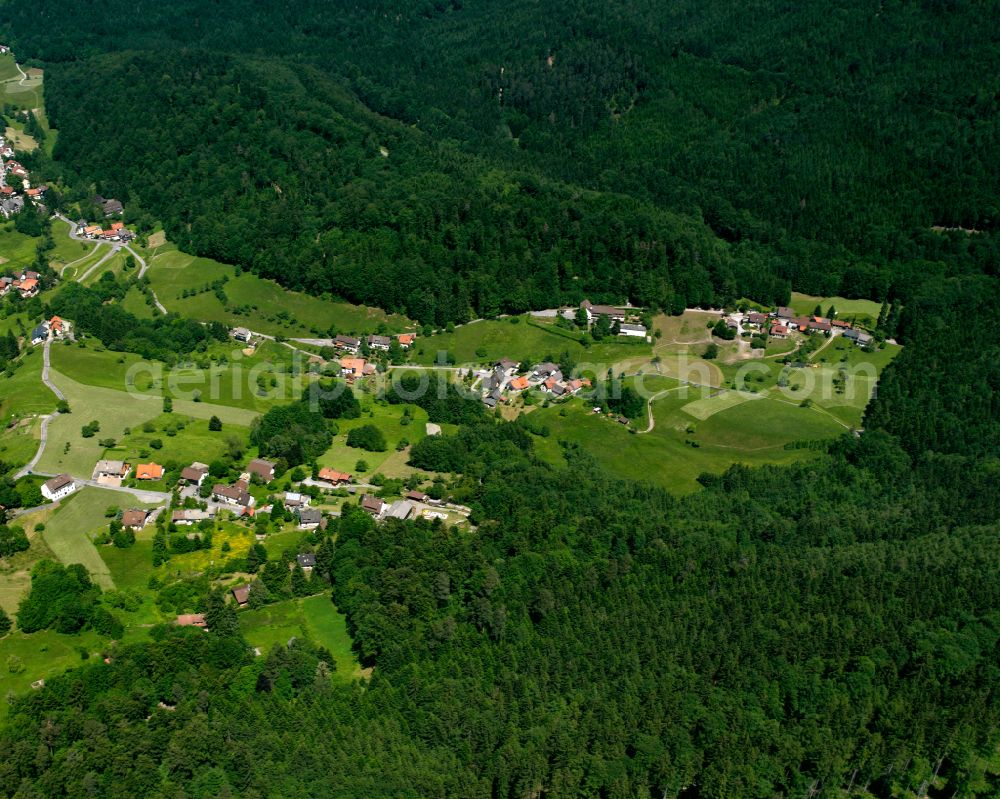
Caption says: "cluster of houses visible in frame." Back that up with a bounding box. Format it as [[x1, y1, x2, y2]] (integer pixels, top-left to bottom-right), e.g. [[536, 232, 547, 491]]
[[0, 146, 48, 219], [1, 268, 41, 301], [560, 300, 649, 339], [30, 315, 70, 345], [334, 332, 416, 355], [90, 459, 165, 487], [726, 307, 874, 346], [75, 218, 134, 242], [480, 358, 591, 408], [359, 489, 433, 521]]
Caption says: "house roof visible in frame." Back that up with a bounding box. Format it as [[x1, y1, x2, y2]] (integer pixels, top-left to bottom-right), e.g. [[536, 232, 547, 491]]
[[297, 552, 317, 566], [231, 585, 251, 604], [121, 509, 148, 528], [136, 463, 164, 480], [180, 465, 208, 481], [31, 324, 48, 340], [95, 459, 128, 476], [772, 324, 789, 334], [334, 334, 360, 347], [298, 510, 322, 526], [367, 334, 391, 346], [213, 484, 253, 505], [360, 495, 385, 513], [340, 357, 366, 374], [509, 376, 529, 391], [172, 509, 211, 522], [318, 467, 351, 483], [386, 500, 414, 519], [495, 357, 519, 370], [18, 278, 37, 291], [396, 333, 415, 345], [43, 473, 73, 492], [619, 323, 646, 334], [247, 458, 275, 479], [405, 490, 428, 502], [176, 613, 207, 627]]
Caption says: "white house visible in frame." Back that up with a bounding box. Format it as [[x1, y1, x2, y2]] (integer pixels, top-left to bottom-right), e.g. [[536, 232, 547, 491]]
[[618, 323, 647, 338], [41, 474, 76, 502]]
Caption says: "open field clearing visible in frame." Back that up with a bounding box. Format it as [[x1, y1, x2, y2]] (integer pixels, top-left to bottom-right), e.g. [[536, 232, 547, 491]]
[[412, 315, 650, 368], [36, 366, 259, 478], [147, 244, 410, 336], [51, 339, 315, 413], [0, 224, 39, 270], [239, 595, 363, 680], [789, 292, 883, 326]]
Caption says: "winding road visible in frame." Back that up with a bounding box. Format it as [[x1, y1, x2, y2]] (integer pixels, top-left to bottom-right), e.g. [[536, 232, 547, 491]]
[[14, 338, 65, 479]]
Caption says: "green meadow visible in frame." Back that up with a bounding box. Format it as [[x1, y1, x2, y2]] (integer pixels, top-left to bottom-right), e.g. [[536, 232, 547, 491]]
[[789, 292, 884, 327], [146, 244, 411, 336], [0, 224, 39, 271], [239, 594, 363, 680], [412, 315, 651, 369]]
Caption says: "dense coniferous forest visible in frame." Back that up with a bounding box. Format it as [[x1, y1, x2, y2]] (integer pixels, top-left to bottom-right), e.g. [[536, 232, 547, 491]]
[[1, 1, 999, 796], [5, 0, 1000, 323]]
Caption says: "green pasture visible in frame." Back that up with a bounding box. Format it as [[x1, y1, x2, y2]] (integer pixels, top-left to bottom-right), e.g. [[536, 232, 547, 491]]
[[146, 244, 410, 336], [38, 487, 159, 590], [238, 594, 363, 680], [0, 53, 20, 82], [36, 366, 258, 478], [0, 224, 38, 270], [108, 412, 250, 471], [412, 315, 651, 370], [789, 292, 883, 326], [0, 348, 56, 420], [318, 399, 428, 478]]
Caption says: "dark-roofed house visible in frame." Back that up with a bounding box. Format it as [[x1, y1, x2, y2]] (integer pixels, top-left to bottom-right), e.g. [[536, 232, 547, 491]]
[[533, 362, 560, 378], [212, 483, 255, 511], [776, 306, 796, 319], [296, 553, 317, 571], [231, 584, 251, 607], [406, 490, 429, 503], [334, 335, 360, 353], [746, 312, 769, 327], [843, 328, 873, 346], [30, 324, 48, 346], [102, 198, 123, 216], [246, 458, 275, 481], [298, 508, 322, 530], [121, 509, 149, 530], [360, 494, 386, 518], [41, 473, 76, 502], [180, 463, 209, 486], [387, 500, 415, 520], [171, 509, 212, 525], [366, 334, 391, 351], [581, 299, 626, 322], [495, 357, 519, 372]]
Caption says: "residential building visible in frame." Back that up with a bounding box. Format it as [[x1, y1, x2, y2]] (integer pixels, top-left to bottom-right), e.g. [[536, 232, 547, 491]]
[[297, 509, 322, 531], [618, 323, 647, 338], [30, 324, 48, 346], [180, 463, 209, 486], [360, 494, 386, 518], [121, 509, 149, 530], [334, 334, 360, 353], [339, 357, 367, 377], [135, 463, 164, 481], [396, 333, 415, 348], [296, 552, 317, 570], [284, 491, 309, 509], [231, 327, 253, 343], [406, 490, 429, 503], [771, 324, 789, 339], [366, 334, 391, 351], [41, 474, 76, 502], [318, 467, 351, 485], [508, 376, 530, 391], [386, 500, 415, 520], [102, 198, 124, 216], [93, 460, 131, 486], [580, 299, 626, 323], [171, 509, 213, 525], [176, 613, 207, 628], [776, 306, 796, 319], [231, 585, 251, 607], [246, 458, 276, 482], [212, 484, 255, 511]]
